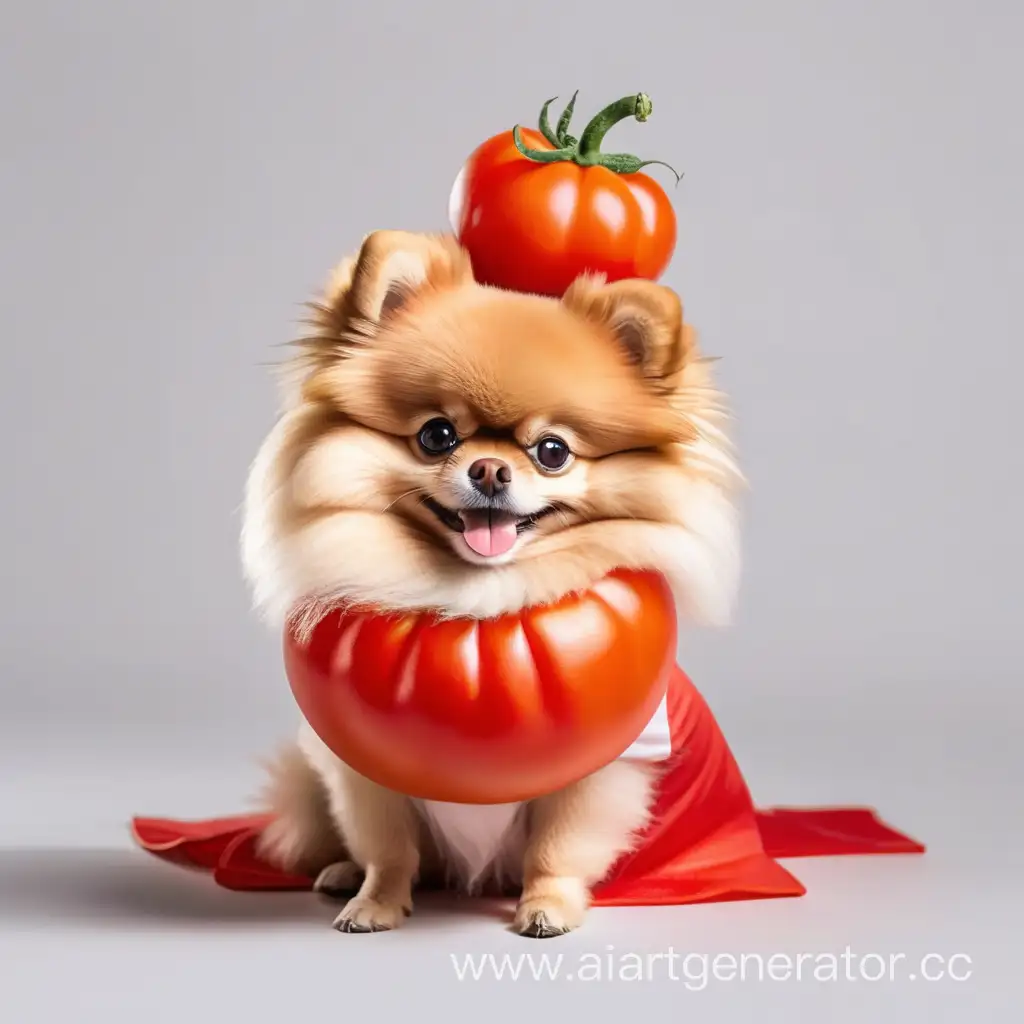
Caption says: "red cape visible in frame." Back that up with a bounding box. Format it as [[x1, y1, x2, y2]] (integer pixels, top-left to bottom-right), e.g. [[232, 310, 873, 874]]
[[132, 666, 924, 905]]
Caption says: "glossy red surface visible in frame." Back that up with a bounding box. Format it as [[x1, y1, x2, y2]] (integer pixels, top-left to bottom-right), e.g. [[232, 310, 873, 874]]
[[282, 569, 677, 803], [449, 128, 677, 297]]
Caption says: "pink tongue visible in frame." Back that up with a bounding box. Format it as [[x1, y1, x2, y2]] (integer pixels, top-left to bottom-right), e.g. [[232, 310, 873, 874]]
[[461, 510, 518, 557]]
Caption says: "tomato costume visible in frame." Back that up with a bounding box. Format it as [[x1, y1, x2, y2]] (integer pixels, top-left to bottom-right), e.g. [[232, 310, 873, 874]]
[[283, 571, 678, 805]]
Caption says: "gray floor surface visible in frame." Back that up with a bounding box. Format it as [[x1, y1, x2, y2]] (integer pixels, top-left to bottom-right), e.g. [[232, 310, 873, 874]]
[[1, 708, 1018, 1022]]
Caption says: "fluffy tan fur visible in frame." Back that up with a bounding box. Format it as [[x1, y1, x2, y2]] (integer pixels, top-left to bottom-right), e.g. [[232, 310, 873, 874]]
[[242, 230, 743, 936]]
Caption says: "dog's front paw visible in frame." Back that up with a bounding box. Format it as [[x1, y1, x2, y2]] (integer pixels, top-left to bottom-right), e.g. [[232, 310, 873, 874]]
[[513, 881, 587, 938], [333, 895, 411, 933], [313, 860, 363, 898]]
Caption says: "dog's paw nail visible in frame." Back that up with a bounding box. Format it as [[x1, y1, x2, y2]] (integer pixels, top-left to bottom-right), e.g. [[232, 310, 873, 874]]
[[514, 908, 575, 938], [332, 895, 409, 933], [513, 889, 585, 938], [333, 917, 373, 934], [518, 911, 569, 939]]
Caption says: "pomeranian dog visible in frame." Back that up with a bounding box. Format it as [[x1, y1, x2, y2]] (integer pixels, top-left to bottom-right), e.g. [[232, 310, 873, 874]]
[[240, 230, 741, 937]]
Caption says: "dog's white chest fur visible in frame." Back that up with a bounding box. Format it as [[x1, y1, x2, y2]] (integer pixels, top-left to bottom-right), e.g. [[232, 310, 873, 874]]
[[411, 693, 673, 890], [414, 799, 527, 890]]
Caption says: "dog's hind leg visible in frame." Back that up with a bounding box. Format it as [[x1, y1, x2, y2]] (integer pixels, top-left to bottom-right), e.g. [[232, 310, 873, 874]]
[[254, 738, 351, 878]]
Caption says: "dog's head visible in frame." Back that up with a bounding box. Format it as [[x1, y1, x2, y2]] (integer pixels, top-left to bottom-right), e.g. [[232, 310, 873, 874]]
[[242, 230, 741, 627]]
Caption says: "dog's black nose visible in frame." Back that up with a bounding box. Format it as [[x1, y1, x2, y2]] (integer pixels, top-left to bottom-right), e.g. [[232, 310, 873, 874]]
[[468, 458, 512, 498]]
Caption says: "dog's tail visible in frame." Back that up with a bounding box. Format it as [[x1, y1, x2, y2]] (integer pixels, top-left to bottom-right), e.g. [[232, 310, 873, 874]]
[[254, 740, 346, 876]]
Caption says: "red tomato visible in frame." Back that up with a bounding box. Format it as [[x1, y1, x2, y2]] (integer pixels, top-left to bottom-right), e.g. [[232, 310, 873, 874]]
[[284, 569, 677, 804], [448, 92, 679, 297]]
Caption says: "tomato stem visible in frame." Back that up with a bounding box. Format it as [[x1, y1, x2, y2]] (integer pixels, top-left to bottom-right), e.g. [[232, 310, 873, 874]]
[[576, 93, 652, 160], [556, 90, 579, 147], [597, 154, 683, 185], [538, 97, 562, 148], [511, 91, 682, 185], [512, 126, 574, 162]]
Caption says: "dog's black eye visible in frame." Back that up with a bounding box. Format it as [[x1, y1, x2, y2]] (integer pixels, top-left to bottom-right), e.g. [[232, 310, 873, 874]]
[[417, 418, 458, 454], [534, 436, 571, 470]]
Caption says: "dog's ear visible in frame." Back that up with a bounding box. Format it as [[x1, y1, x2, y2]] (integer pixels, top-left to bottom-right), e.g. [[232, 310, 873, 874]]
[[344, 230, 473, 330], [291, 231, 473, 408], [304, 231, 472, 350], [561, 274, 696, 391]]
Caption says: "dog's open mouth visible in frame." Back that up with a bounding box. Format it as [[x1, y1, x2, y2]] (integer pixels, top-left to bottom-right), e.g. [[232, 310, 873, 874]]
[[423, 498, 557, 558]]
